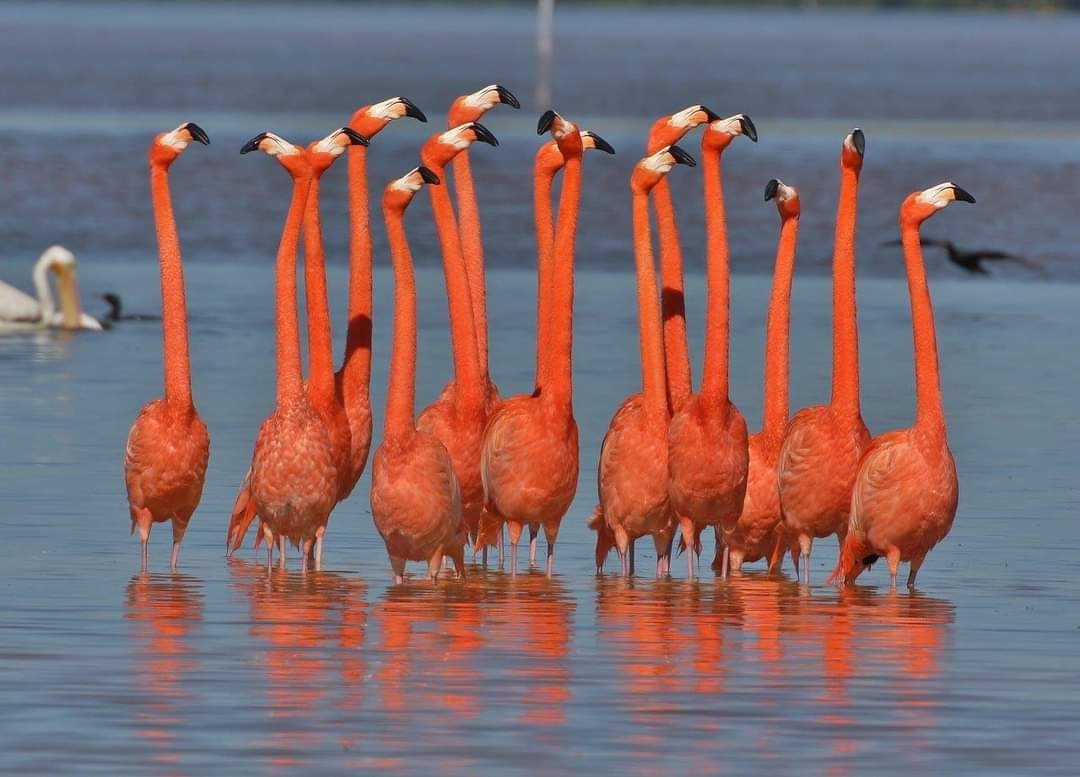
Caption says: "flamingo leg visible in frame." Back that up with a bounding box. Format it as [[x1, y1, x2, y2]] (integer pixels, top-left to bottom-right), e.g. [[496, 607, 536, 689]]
[[498, 527, 505, 567], [141, 538, 149, 570], [907, 554, 926, 590], [390, 556, 406, 585], [546, 541, 554, 578], [278, 535, 287, 569], [720, 543, 729, 580], [170, 541, 181, 571], [314, 534, 324, 571], [528, 525, 539, 566], [618, 551, 627, 577], [798, 534, 812, 585], [887, 547, 902, 591], [679, 517, 696, 579], [629, 540, 636, 577]]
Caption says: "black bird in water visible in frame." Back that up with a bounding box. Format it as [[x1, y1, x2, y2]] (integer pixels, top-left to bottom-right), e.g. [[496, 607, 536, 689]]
[[101, 292, 160, 322], [882, 237, 1044, 276]]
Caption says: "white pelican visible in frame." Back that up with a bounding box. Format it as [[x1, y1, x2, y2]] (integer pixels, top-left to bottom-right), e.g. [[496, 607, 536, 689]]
[[0, 246, 103, 332]]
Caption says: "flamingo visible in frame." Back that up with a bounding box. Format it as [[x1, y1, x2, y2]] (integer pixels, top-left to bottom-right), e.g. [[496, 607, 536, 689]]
[[369, 166, 465, 583], [830, 182, 973, 589], [778, 129, 870, 584], [123, 122, 211, 570], [446, 84, 520, 406], [667, 115, 756, 578], [0, 246, 104, 332], [238, 129, 360, 572], [645, 105, 726, 411], [588, 145, 697, 578], [481, 110, 586, 576], [717, 179, 802, 574], [415, 122, 499, 555]]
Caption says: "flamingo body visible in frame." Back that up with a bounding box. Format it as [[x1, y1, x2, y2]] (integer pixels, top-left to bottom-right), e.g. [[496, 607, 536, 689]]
[[724, 433, 785, 569], [417, 402, 488, 522]]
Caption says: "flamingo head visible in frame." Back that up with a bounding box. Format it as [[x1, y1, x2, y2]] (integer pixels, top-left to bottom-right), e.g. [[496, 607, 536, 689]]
[[764, 178, 800, 220], [420, 122, 499, 169], [349, 96, 427, 139], [631, 145, 696, 194], [448, 84, 520, 126], [384, 166, 440, 211], [902, 181, 975, 226], [535, 129, 615, 176], [240, 131, 312, 176], [841, 128, 866, 171], [306, 127, 369, 175], [538, 110, 583, 159], [702, 113, 757, 152], [149, 122, 209, 166], [828, 533, 880, 586], [647, 104, 719, 152]]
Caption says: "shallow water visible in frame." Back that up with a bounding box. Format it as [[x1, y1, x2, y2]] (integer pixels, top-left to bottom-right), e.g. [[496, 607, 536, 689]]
[[2, 2, 1080, 775]]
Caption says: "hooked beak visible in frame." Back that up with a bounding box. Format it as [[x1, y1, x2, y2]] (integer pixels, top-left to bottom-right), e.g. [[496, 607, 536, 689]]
[[340, 127, 370, 146], [668, 145, 697, 167], [183, 122, 210, 145], [849, 128, 865, 157], [537, 110, 557, 135], [240, 132, 268, 154], [739, 115, 758, 143], [399, 97, 427, 122], [495, 85, 521, 109], [950, 185, 976, 204], [583, 131, 616, 154], [418, 166, 441, 185], [764, 178, 780, 201], [470, 122, 499, 147]]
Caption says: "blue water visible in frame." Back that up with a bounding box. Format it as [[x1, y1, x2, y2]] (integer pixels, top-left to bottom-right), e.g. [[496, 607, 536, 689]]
[[1, 3, 1079, 774]]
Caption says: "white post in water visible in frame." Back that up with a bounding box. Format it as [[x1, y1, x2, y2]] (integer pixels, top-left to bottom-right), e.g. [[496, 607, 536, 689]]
[[536, 0, 554, 109]]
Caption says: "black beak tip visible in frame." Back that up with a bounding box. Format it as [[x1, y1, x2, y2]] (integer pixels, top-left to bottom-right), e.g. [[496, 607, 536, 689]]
[[764, 178, 780, 201], [740, 115, 758, 143], [418, 165, 441, 185], [850, 128, 865, 157], [401, 98, 427, 123], [184, 122, 210, 145], [496, 85, 521, 110], [669, 145, 697, 168], [342, 127, 370, 146], [702, 106, 721, 122], [471, 122, 499, 147], [240, 132, 268, 155], [587, 132, 616, 155], [537, 109, 557, 135], [951, 186, 976, 204]]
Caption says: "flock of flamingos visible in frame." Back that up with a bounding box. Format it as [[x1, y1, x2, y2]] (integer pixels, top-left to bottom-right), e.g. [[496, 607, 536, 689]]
[[120, 85, 970, 590]]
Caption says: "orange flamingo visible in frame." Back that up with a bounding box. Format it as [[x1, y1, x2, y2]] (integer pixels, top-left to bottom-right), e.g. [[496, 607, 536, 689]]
[[481, 110, 585, 575], [239, 130, 352, 572], [589, 146, 697, 577], [831, 183, 972, 588], [415, 122, 499, 555], [719, 179, 802, 574], [667, 114, 756, 578], [778, 129, 870, 584], [446, 84, 520, 405], [338, 96, 428, 496], [646, 105, 724, 412], [124, 122, 210, 570], [369, 166, 465, 583]]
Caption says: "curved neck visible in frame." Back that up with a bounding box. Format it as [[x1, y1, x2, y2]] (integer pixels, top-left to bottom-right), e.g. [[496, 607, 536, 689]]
[[653, 177, 692, 409], [453, 151, 490, 381], [429, 167, 483, 411], [901, 219, 946, 434], [383, 203, 417, 440], [543, 155, 582, 408], [32, 258, 56, 321], [275, 173, 312, 405], [830, 166, 861, 413], [302, 175, 335, 402], [700, 146, 730, 401], [150, 164, 193, 408], [761, 216, 800, 438], [633, 190, 667, 414], [534, 158, 557, 390], [342, 145, 372, 393]]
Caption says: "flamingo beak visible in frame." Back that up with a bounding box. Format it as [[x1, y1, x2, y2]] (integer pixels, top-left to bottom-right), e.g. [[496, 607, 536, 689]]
[[399, 97, 427, 122], [469, 122, 499, 147], [183, 122, 210, 145], [240, 132, 268, 154], [764, 178, 780, 201], [584, 131, 616, 154], [418, 166, 441, 185], [949, 185, 976, 204], [341, 128, 370, 146], [537, 110, 557, 135], [739, 115, 758, 143], [668, 145, 697, 167], [495, 85, 521, 109], [849, 128, 865, 157]]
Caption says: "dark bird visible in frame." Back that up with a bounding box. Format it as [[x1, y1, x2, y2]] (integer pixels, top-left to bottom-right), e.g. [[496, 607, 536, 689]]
[[882, 237, 1044, 276], [101, 292, 160, 322]]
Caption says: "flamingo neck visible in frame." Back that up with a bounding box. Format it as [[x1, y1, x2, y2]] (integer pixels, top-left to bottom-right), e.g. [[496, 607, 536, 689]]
[[901, 220, 947, 434], [544, 154, 582, 410], [275, 172, 312, 405], [31, 256, 56, 322], [429, 165, 483, 411], [761, 215, 800, 439], [342, 144, 372, 397], [452, 150, 490, 381], [830, 165, 862, 414], [302, 175, 336, 403], [633, 190, 667, 415], [383, 203, 418, 441], [150, 164, 193, 409], [653, 177, 692, 410], [700, 145, 731, 402], [533, 155, 557, 391]]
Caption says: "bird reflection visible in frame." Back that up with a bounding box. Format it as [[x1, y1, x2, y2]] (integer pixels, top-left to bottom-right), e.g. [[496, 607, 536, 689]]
[[124, 572, 203, 771], [228, 560, 367, 767]]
